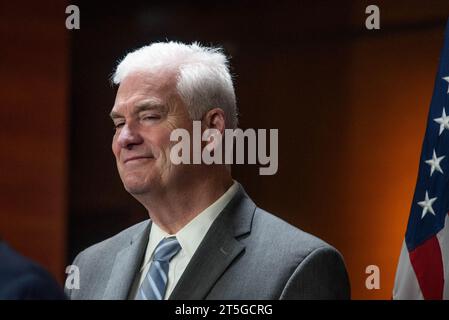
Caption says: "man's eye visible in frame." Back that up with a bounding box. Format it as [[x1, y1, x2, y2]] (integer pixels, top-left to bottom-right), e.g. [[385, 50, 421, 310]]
[[142, 115, 160, 121], [113, 123, 124, 130]]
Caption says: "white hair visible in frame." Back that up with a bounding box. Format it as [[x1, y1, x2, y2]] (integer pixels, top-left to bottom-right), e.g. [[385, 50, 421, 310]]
[[112, 41, 238, 129]]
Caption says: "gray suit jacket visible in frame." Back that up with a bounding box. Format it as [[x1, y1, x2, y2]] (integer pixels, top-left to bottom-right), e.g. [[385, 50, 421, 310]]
[[66, 184, 350, 299]]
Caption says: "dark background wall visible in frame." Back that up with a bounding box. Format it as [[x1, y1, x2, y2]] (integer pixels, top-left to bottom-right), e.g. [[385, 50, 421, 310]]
[[2, 0, 449, 299], [0, 2, 68, 281]]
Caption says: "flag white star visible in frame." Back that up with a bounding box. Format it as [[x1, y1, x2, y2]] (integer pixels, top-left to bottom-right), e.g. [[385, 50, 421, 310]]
[[434, 108, 449, 135], [425, 149, 445, 176], [417, 191, 437, 219], [443, 76, 449, 93]]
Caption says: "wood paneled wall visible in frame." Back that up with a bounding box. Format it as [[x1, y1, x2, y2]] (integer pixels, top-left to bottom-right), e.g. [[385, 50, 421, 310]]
[[0, 2, 68, 281]]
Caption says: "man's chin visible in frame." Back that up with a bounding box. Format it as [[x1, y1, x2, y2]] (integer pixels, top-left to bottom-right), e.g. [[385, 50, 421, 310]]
[[123, 185, 148, 195], [122, 180, 153, 195]]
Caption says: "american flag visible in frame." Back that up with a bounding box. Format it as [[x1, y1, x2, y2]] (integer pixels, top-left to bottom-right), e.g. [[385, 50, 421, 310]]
[[394, 20, 449, 300]]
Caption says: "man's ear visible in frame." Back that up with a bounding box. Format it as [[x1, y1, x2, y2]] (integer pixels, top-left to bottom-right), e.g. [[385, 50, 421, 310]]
[[201, 108, 226, 152], [202, 107, 226, 135]]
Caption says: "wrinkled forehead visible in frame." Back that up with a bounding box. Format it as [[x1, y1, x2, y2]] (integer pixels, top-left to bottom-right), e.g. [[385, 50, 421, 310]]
[[112, 70, 178, 112]]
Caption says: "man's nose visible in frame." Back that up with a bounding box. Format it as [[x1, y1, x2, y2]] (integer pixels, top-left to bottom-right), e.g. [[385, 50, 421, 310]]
[[117, 123, 144, 149]]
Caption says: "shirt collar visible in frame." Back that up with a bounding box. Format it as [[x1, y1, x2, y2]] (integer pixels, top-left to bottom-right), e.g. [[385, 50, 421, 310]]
[[146, 221, 170, 263], [147, 180, 239, 261], [176, 180, 239, 258]]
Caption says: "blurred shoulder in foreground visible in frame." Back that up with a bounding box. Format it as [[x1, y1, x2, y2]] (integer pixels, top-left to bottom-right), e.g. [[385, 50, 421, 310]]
[[0, 241, 66, 300]]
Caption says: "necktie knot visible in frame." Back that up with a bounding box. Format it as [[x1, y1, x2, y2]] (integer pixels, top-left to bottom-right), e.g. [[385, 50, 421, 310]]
[[153, 237, 181, 262]]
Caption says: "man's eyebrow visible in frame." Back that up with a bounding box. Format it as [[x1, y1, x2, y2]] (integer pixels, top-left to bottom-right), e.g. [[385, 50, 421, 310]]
[[109, 110, 122, 120], [134, 102, 165, 113], [109, 101, 165, 120]]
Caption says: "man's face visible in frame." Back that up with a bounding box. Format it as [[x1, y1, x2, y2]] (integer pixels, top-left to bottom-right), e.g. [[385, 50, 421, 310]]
[[110, 71, 193, 195]]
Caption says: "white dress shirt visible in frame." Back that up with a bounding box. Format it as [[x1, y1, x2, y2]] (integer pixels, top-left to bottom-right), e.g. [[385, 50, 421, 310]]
[[129, 180, 239, 299]]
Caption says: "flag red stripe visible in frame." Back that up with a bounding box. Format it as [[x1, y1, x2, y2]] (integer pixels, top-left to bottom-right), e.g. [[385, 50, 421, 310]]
[[409, 236, 444, 299]]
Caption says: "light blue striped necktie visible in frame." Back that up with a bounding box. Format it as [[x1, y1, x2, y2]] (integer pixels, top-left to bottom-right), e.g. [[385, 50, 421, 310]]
[[136, 237, 181, 300]]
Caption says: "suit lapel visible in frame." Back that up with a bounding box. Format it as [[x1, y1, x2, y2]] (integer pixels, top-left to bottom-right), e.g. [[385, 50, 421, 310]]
[[169, 184, 256, 300], [102, 221, 151, 299]]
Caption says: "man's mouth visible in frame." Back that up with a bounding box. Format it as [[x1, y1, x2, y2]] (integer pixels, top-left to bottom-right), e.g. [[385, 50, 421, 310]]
[[123, 156, 154, 164]]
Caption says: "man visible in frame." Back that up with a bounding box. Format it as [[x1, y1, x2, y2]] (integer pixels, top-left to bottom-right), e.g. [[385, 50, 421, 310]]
[[0, 240, 66, 299], [66, 41, 350, 299]]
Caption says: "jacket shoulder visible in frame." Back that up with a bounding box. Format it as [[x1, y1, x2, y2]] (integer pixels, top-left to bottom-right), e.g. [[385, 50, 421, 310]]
[[66, 220, 150, 299], [73, 220, 149, 263], [252, 208, 333, 252], [251, 208, 350, 299]]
